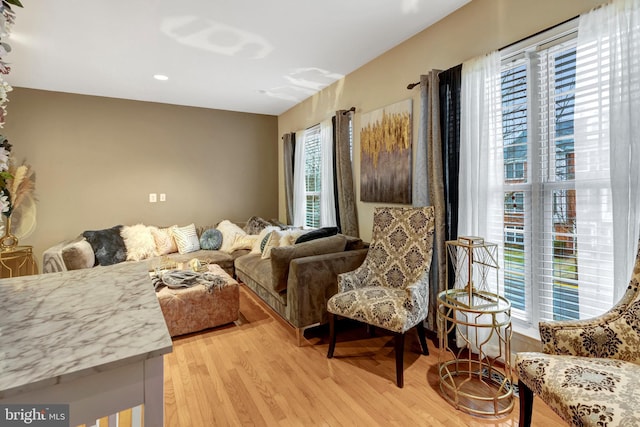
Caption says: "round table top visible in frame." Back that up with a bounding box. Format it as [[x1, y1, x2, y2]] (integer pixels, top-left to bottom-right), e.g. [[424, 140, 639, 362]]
[[438, 288, 511, 314]]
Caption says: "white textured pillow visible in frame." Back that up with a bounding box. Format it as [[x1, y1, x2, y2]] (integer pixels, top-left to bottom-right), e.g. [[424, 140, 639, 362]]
[[231, 234, 258, 251], [251, 225, 279, 254], [279, 229, 309, 246], [261, 230, 285, 259], [172, 223, 201, 254], [217, 220, 247, 253], [152, 225, 178, 255], [122, 224, 157, 261]]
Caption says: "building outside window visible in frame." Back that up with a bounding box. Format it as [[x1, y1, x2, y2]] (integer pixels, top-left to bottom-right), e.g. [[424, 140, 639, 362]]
[[499, 24, 613, 334]]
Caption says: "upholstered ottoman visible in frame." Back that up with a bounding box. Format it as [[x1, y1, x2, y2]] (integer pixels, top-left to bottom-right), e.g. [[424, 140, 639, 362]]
[[156, 264, 239, 337]]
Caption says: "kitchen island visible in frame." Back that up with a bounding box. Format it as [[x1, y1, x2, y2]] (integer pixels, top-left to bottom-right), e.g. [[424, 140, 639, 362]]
[[0, 262, 173, 426]]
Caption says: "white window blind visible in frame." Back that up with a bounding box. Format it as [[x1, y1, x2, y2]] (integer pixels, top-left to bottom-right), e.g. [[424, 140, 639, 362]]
[[500, 23, 614, 333], [304, 125, 321, 228]]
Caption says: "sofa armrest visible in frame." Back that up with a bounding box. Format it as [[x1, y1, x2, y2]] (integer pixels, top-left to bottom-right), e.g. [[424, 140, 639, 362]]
[[270, 234, 347, 293], [43, 237, 96, 273], [43, 241, 71, 273], [286, 248, 368, 328]]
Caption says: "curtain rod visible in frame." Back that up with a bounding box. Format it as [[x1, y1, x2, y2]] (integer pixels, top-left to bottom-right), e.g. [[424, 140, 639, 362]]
[[281, 107, 356, 138], [405, 14, 580, 90]]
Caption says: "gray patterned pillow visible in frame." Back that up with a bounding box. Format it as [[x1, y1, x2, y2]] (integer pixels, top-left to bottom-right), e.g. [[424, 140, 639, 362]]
[[244, 216, 272, 235]]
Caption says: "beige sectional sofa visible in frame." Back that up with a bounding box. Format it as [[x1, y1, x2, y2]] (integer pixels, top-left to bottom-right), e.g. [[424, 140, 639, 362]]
[[42, 219, 279, 276], [42, 218, 368, 342], [43, 235, 243, 276]]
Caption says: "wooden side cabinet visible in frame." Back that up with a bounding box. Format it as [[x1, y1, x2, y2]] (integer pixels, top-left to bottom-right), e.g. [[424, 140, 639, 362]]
[[0, 245, 37, 278]]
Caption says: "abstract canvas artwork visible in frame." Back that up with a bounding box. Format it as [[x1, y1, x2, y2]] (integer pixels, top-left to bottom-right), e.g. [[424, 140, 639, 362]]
[[360, 99, 412, 203]]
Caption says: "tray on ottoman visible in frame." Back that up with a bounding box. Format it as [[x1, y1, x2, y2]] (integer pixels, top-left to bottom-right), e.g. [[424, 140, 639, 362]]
[[155, 263, 239, 337]]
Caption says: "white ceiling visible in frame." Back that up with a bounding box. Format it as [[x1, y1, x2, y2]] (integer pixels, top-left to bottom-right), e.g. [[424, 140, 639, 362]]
[[8, 0, 469, 116]]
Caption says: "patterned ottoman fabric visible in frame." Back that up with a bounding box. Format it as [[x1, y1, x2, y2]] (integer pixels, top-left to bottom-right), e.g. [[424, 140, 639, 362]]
[[156, 263, 239, 337], [517, 352, 640, 426]]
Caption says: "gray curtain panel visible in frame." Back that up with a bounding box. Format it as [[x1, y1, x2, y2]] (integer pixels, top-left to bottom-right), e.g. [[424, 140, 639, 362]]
[[334, 110, 359, 237], [414, 71, 447, 332], [413, 76, 430, 207], [283, 133, 295, 225]]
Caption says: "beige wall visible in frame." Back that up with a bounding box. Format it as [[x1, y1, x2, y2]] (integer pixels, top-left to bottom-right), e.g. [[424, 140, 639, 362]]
[[4, 88, 278, 264], [277, 0, 605, 351], [277, 0, 603, 244]]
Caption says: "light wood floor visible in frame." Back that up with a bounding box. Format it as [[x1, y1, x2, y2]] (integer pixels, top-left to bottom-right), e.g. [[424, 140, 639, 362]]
[[163, 285, 565, 426]]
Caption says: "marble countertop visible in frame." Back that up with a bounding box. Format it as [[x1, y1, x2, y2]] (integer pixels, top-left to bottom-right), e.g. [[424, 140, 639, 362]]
[[0, 262, 173, 398]]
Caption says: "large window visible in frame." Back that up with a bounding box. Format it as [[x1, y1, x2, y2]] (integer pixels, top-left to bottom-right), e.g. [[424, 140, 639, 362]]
[[499, 24, 614, 332], [294, 117, 348, 229], [303, 125, 321, 228]]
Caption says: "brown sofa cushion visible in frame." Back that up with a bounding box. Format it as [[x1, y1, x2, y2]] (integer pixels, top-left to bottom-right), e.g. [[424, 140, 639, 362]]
[[270, 234, 347, 293], [62, 237, 96, 270]]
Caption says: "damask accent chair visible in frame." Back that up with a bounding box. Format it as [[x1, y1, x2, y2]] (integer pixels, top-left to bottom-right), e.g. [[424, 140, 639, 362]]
[[516, 240, 640, 427], [326, 206, 435, 388]]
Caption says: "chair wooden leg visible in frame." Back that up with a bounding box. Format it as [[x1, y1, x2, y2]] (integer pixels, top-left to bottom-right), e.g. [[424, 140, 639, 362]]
[[395, 333, 405, 388], [416, 321, 429, 355], [366, 324, 376, 337], [518, 380, 534, 427], [327, 313, 337, 358]]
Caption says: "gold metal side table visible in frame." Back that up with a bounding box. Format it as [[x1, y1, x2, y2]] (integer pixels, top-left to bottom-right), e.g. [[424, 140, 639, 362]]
[[437, 288, 513, 417], [0, 245, 37, 278]]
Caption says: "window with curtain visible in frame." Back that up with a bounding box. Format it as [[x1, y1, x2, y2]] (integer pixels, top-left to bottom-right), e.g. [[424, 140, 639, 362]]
[[304, 125, 322, 227], [293, 119, 337, 228], [499, 22, 616, 332]]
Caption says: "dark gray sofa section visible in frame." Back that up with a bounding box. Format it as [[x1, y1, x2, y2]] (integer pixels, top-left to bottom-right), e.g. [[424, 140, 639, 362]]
[[234, 234, 368, 337]]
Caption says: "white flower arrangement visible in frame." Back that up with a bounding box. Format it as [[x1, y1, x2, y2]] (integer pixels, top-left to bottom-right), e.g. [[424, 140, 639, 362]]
[[0, 137, 12, 214], [0, 0, 22, 128], [0, 78, 10, 128]]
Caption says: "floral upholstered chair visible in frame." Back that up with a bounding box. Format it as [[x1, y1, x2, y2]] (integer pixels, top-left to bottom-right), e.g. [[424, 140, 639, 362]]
[[326, 206, 435, 388], [516, 240, 640, 427]]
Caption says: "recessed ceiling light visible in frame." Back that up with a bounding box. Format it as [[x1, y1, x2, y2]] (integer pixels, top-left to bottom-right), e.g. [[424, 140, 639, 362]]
[[153, 74, 169, 81]]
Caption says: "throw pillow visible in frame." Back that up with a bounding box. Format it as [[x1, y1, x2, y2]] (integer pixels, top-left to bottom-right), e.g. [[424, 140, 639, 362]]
[[270, 235, 347, 293], [231, 234, 258, 251], [200, 228, 223, 250], [151, 226, 178, 255], [61, 237, 96, 270], [251, 225, 279, 254], [268, 218, 302, 230], [172, 223, 201, 254], [279, 229, 309, 246], [260, 232, 272, 253], [122, 224, 157, 261], [243, 216, 272, 235], [268, 218, 290, 229], [82, 225, 127, 266], [217, 220, 247, 253], [295, 226, 339, 244], [261, 230, 283, 259]]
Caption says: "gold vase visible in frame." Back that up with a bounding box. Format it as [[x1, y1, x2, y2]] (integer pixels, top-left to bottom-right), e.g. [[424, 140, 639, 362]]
[[0, 215, 18, 250]]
